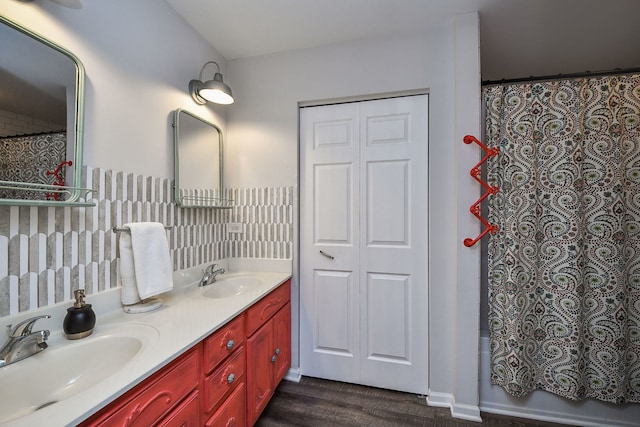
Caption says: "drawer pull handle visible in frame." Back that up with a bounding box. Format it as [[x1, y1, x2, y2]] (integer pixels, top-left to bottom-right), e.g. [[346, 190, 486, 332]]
[[275, 347, 280, 355], [226, 339, 235, 350], [225, 417, 236, 427], [227, 373, 235, 384]]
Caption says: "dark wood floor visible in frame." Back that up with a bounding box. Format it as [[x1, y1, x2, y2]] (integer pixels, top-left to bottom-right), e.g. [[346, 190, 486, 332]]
[[256, 377, 574, 427]]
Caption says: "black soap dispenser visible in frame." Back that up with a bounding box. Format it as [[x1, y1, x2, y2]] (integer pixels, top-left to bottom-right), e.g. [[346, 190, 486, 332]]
[[63, 289, 96, 340]]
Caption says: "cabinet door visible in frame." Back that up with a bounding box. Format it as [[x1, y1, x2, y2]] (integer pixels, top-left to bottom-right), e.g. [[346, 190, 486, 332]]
[[246, 320, 274, 426], [272, 303, 291, 385]]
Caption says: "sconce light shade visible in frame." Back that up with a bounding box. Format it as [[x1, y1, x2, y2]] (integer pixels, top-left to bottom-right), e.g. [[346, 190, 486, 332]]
[[189, 61, 234, 105]]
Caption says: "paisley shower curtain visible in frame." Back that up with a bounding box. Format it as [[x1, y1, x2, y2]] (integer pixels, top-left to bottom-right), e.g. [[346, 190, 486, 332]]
[[484, 73, 640, 404], [0, 132, 66, 200]]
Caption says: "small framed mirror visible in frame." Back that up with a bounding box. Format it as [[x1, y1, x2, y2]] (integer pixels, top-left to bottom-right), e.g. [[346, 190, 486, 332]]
[[0, 15, 92, 206], [173, 109, 229, 208]]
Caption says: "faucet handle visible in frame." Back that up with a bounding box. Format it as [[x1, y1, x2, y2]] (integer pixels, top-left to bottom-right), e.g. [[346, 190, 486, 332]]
[[8, 315, 51, 337], [36, 330, 50, 347], [204, 263, 217, 273]]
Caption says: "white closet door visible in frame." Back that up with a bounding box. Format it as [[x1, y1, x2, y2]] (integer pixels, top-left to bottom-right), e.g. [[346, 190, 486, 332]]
[[300, 95, 428, 394], [357, 96, 428, 393], [300, 102, 361, 383]]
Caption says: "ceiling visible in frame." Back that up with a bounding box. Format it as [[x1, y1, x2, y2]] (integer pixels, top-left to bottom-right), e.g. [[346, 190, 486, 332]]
[[165, 0, 640, 81]]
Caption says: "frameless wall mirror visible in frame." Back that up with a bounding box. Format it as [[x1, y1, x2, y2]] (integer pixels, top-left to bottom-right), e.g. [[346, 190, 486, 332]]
[[173, 109, 230, 208], [0, 15, 92, 206]]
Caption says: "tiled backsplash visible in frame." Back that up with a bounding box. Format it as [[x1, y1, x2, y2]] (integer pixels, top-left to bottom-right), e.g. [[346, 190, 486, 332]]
[[227, 187, 294, 259], [0, 166, 293, 317]]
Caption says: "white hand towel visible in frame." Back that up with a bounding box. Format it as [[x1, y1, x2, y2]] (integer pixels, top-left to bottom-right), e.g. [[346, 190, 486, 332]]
[[121, 222, 174, 302], [119, 230, 141, 305]]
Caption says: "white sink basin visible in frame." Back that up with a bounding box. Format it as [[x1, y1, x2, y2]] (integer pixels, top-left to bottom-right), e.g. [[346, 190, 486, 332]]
[[187, 273, 261, 299], [0, 323, 158, 424]]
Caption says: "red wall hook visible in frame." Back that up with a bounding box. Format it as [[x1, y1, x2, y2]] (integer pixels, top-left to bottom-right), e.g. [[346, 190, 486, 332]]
[[463, 135, 499, 247], [46, 160, 73, 201]]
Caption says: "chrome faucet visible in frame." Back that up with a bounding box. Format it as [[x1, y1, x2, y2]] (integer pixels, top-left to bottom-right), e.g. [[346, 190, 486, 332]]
[[0, 315, 51, 368], [199, 263, 225, 287]]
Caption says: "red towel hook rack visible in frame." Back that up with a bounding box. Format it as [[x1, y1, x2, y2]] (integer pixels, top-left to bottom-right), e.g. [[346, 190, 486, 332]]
[[463, 135, 499, 247], [45, 160, 73, 201]]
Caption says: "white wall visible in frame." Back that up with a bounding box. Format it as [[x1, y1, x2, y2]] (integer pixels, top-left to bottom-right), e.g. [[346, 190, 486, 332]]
[[1, 0, 227, 179], [225, 30, 450, 188], [226, 16, 481, 417], [451, 12, 482, 421]]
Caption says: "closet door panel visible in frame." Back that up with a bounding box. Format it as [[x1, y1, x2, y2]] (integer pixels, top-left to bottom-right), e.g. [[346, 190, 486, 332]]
[[359, 96, 428, 394], [300, 102, 360, 382]]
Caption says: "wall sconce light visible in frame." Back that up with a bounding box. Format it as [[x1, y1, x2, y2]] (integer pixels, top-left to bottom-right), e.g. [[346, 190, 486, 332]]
[[189, 61, 234, 105]]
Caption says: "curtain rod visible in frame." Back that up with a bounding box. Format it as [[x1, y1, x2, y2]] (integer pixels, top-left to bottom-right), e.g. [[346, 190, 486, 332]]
[[482, 66, 640, 86]]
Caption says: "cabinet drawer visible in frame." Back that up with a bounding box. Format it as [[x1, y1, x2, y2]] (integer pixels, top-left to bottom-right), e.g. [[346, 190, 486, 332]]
[[205, 383, 246, 427], [246, 280, 290, 336], [203, 345, 246, 414], [157, 391, 199, 427], [204, 315, 245, 374], [90, 347, 200, 427]]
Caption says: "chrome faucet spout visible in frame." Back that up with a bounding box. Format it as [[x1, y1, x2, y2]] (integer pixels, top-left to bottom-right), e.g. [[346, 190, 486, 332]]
[[210, 268, 225, 282], [0, 315, 51, 368], [199, 264, 226, 287], [8, 314, 51, 337]]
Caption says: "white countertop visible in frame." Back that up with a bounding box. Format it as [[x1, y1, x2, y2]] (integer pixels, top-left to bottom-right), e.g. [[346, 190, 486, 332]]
[[0, 258, 292, 427]]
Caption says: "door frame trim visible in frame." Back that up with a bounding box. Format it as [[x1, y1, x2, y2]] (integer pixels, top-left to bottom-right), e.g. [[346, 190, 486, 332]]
[[298, 88, 429, 109]]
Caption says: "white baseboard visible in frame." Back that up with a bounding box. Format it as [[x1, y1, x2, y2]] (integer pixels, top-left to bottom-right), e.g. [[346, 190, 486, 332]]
[[426, 390, 454, 408], [427, 390, 482, 423], [284, 367, 301, 383], [452, 402, 482, 422]]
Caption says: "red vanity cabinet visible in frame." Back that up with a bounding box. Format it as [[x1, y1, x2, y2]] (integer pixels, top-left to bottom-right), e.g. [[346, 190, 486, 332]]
[[246, 281, 291, 426], [79, 278, 291, 427]]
